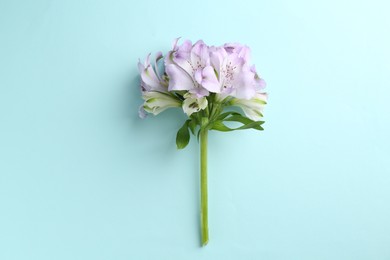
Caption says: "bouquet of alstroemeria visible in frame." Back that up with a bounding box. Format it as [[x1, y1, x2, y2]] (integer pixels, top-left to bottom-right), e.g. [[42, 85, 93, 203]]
[[138, 38, 267, 246]]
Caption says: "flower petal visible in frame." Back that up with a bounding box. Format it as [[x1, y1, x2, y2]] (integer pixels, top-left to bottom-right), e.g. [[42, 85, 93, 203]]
[[191, 40, 209, 67], [210, 47, 226, 72], [140, 65, 163, 90], [166, 64, 195, 91], [232, 68, 257, 99], [194, 69, 202, 84], [153, 52, 163, 81], [172, 37, 181, 50], [189, 87, 209, 98], [201, 66, 221, 93], [138, 105, 147, 119]]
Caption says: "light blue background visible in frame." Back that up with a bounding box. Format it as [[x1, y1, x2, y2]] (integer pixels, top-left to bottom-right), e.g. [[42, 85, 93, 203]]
[[1, 0, 389, 259]]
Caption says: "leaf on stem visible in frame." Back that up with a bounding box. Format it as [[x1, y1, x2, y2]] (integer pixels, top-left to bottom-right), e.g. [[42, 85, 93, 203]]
[[176, 120, 190, 149], [216, 111, 241, 121], [188, 119, 198, 135], [211, 114, 264, 132]]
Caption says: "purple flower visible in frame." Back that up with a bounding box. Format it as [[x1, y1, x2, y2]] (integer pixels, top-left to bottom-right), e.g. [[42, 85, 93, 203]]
[[210, 43, 265, 100], [138, 52, 168, 92], [165, 39, 220, 97], [139, 38, 267, 120]]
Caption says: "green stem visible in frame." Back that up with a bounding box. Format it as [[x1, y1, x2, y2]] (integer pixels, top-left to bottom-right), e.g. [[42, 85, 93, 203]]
[[200, 128, 209, 246]]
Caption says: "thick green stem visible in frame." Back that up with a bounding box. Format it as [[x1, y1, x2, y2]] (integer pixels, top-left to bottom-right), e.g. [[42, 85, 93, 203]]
[[200, 129, 209, 246]]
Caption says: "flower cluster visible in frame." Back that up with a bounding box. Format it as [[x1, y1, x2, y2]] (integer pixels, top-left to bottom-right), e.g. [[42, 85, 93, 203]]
[[138, 38, 268, 148]]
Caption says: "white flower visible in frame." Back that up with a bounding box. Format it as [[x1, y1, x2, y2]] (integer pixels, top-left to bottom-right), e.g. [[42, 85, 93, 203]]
[[142, 91, 181, 116], [182, 93, 208, 116], [231, 93, 268, 121]]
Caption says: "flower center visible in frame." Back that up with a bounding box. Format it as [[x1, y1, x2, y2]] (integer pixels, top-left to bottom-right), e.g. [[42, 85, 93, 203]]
[[221, 61, 236, 88]]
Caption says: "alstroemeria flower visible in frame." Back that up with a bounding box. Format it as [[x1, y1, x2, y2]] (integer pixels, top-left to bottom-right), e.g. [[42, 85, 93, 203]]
[[139, 53, 174, 118], [138, 52, 168, 92], [230, 93, 268, 121], [182, 92, 208, 116], [209, 44, 260, 100], [142, 91, 182, 116], [165, 39, 220, 97]]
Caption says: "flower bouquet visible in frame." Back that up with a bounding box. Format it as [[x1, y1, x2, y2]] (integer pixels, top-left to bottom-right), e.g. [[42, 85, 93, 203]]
[[138, 38, 267, 246]]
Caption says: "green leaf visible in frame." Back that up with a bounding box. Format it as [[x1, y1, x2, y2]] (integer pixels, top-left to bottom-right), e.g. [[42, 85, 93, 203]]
[[210, 121, 233, 132], [224, 114, 264, 130], [188, 119, 197, 135], [224, 115, 253, 124], [176, 120, 190, 149], [217, 111, 240, 120], [235, 121, 264, 131], [210, 118, 264, 132]]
